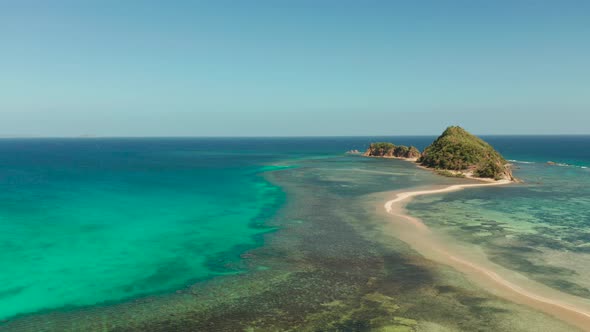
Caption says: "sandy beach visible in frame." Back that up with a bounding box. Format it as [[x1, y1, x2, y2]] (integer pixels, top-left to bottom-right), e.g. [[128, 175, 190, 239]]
[[383, 180, 590, 331]]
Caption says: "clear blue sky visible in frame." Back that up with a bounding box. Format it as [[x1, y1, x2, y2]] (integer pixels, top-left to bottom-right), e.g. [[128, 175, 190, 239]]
[[1, 1, 589, 136]]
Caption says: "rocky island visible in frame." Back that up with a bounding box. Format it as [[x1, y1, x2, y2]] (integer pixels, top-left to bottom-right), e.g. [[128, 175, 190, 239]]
[[365, 126, 515, 181], [364, 143, 421, 160]]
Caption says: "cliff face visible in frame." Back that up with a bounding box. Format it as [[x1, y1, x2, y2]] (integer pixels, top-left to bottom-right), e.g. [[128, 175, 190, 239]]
[[364, 143, 421, 159], [396, 146, 421, 159], [419, 126, 514, 181]]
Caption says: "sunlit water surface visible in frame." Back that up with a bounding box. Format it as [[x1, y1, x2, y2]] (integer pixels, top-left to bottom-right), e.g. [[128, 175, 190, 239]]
[[0, 136, 588, 331]]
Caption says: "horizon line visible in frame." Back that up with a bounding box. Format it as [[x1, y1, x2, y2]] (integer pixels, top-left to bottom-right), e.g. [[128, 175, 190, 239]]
[[1, 134, 590, 139]]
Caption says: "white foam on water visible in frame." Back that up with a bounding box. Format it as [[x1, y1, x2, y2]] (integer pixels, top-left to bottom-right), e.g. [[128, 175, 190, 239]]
[[508, 159, 536, 164]]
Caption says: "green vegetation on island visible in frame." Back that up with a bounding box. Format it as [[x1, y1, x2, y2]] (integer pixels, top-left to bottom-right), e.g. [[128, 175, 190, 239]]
[[419, 126, 513, 180], [364, 126, 514, 181], [435, 169, 466, 178], [364, 143, 421, 159]]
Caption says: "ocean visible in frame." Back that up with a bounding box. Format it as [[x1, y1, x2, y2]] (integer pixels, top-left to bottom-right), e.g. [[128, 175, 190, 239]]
[[1, 136, 589, 331]]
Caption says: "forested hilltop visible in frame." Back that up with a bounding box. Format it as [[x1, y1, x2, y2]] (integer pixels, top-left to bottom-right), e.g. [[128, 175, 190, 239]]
[[364, 143, 421, 159], [365, 126, 514, 181]]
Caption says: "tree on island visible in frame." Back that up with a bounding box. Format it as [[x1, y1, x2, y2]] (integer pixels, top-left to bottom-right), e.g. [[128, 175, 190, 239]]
[[364, 126, 514, 181], [364, 143, 421, 159], [419, 126, 513, 180]]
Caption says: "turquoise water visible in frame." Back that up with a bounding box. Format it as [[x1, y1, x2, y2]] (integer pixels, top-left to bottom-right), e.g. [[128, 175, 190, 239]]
[[0, 139, 288, 319], [1, 136, 589, 329], [0, 137, 403, 320], [408, 136, 590, 299]]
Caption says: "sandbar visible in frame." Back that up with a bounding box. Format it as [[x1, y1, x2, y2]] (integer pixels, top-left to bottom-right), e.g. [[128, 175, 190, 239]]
[[383, 180, 590, 331]]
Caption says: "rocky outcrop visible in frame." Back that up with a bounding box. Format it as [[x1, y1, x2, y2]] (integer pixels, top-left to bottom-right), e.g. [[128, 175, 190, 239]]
[[345, 149, 362, 155], [395, 145, 421, 159], [364, 143, 421, 159]]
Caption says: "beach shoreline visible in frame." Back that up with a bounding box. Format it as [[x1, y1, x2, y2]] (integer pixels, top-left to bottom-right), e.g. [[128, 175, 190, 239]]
[[363, 153, 517, 183], [382, 180, 590, 331]]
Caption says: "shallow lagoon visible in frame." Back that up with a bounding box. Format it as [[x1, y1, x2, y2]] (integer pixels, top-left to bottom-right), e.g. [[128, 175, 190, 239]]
[[408, 161, 590, 300], [0, 139, 287, 320], [1, 137, 589, 331]]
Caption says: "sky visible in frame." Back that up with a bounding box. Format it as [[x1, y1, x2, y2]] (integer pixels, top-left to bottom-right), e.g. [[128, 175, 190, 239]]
[[1, 1, 589, 136]]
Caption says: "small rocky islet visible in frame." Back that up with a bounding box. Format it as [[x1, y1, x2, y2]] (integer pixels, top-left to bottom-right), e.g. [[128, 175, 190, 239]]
[[364, 143, 421, 160], [363, 126, 515, 181]]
